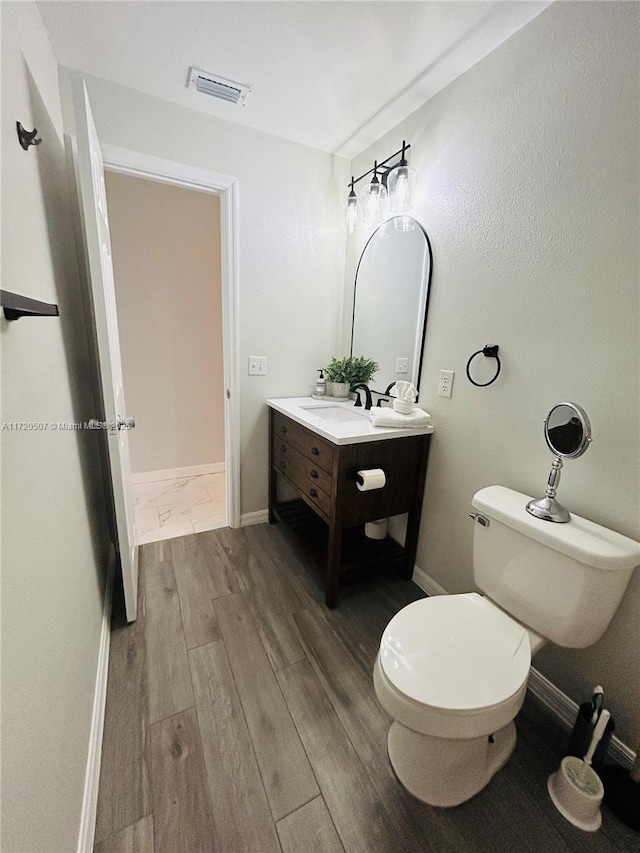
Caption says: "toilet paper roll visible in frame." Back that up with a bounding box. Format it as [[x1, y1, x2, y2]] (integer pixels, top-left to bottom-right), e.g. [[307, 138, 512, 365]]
[[365, 518, 388, 539], [356, 468, 386, 492]]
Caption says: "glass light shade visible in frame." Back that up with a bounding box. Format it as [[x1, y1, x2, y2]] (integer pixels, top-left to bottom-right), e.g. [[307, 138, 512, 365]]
[[393, 214, 416, 232], [360, 179, 388, 225], [343, 193, 360, 233], [387, 162, 416, 213]]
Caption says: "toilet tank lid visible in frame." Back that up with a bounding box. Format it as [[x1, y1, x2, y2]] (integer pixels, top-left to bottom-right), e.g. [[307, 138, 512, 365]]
[[472, 486, 640, 572]]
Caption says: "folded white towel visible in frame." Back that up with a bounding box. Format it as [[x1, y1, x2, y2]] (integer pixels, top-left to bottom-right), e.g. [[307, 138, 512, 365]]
[[370, 406, 432, 429], [393, 380, 418, 414]]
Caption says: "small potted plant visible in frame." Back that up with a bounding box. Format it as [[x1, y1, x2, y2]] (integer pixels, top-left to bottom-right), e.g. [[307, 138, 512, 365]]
[[325, 355, 379, 398]]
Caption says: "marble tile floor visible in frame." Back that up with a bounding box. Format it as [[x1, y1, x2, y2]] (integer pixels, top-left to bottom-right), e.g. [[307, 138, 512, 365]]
[[133, 472, 227, 544]]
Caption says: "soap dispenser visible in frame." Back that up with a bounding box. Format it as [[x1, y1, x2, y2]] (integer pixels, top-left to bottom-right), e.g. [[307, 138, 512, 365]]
[[315, 369, 326, 397]]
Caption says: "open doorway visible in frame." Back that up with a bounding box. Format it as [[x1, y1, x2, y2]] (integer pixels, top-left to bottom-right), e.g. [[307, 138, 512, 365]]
[[104, 171, 226, 544], [99, 144, 240, 535]]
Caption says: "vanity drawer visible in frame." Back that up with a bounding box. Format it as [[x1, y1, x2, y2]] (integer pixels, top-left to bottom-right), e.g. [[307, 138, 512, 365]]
[[272, 412, 335, 474], [274, 450, 332, 519], [273, 441, 333, 496]]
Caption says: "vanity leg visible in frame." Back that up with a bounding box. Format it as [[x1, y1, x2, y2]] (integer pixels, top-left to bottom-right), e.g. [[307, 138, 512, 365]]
[[403, 510, 420, 580], [268, 469, 278, 525], [325, 523, 342, 608], [402, 433, 431, 580], [268, 410, 278, 525]]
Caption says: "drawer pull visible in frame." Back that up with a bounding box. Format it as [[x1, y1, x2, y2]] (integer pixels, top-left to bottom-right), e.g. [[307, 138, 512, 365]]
[[310, 469, 318, 478], [279, 461, 286, 470], [311, 447, 320, 456], [280, 425, 287, 434], [280, 444, 286, 452], [310, 488, 318, 498]]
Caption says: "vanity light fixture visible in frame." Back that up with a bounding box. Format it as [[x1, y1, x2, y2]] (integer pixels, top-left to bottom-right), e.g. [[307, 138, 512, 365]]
[[344, 141, 414, 231], [387, 141, 416, 213], [360, 161, 388, 225], [345, 177, 359, 234]]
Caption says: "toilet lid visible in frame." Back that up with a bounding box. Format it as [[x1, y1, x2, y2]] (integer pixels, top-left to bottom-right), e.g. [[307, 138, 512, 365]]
[[379, 593, 531, 712]]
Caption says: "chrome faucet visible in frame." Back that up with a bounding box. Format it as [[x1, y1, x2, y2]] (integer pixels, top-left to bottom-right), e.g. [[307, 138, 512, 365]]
[[351, 383, 373, 410]]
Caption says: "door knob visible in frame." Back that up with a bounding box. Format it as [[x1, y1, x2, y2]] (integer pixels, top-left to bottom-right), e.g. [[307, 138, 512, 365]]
[[117, 415, 136, 430]]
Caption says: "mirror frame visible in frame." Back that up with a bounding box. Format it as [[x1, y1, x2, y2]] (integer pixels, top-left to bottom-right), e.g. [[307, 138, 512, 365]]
[[544, 402, 592, 459], [349, 216, 433, 396]]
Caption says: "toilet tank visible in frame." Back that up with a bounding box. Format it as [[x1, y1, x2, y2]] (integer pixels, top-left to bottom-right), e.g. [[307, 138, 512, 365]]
[[471, 486, 640, 649]]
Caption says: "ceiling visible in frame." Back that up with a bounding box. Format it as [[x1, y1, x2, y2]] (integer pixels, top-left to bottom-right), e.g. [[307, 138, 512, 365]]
[[38, 1, 552, 159]]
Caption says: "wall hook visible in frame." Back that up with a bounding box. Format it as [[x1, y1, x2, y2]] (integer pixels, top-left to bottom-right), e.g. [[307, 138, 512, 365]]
[[1, 290, 59, 321], [16, 122, 42, 150]]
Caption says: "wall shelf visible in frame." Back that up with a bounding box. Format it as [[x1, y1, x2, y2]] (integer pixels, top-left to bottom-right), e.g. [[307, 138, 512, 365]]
[[1, 290, 59, 321]]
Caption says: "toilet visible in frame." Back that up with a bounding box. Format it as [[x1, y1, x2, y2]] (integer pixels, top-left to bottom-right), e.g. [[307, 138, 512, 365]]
[[374, 485, 640, 807]]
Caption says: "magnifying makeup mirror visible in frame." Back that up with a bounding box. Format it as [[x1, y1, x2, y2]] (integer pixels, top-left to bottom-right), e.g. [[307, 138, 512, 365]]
[[526, 402, 592, 523]]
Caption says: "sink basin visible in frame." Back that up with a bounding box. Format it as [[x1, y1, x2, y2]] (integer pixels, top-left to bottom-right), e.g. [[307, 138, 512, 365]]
[[299, 405, 370, 424]]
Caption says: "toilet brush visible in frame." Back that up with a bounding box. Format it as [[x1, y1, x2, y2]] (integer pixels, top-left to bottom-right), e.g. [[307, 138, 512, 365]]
[[579, 710, 611, 783]]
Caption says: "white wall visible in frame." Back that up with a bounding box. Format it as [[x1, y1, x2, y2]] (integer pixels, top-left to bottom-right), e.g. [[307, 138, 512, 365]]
[[0, 3, 111, 851], [346, 1, 640, 746], [105, 171, 225, 474], [62, 70, 348, 514]]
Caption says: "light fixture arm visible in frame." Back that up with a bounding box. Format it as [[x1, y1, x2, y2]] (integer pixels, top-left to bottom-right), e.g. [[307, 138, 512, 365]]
[[346, 141, 412, 193]]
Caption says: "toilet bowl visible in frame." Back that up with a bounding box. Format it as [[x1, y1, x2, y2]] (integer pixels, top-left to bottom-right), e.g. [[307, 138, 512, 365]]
[[373, 593, 531, 806], [373, 486, 640, 807]]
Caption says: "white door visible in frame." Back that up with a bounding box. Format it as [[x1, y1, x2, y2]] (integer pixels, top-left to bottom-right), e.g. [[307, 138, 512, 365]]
[[73, 80, 139, 621]]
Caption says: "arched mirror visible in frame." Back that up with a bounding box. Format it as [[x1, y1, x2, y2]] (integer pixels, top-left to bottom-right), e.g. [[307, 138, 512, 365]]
[[350, 216, 432, 396], [527, 402, 592, 523]]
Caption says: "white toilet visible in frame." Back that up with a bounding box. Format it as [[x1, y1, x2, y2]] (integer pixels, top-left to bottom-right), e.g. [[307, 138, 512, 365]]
[[374, 485, 640, 807]]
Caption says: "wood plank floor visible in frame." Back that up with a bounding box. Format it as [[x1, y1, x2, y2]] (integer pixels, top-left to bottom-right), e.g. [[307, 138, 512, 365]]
[[94, 524, 638, 852]]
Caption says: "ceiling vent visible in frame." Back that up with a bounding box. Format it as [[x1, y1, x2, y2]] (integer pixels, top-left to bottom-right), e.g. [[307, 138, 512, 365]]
[[187, 67, 250, 106]]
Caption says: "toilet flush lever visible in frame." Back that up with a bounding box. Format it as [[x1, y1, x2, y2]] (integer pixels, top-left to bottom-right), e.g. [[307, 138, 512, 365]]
[[469, 513, 490, 527]]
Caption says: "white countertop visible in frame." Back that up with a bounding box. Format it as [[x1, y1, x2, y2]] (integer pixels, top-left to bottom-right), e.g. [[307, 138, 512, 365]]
[[267, 397, 435, 445]]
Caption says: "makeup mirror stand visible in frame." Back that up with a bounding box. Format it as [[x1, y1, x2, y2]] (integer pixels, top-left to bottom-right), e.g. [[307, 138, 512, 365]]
[[526, 456, 571, 523], [526, 401, 592, 524]]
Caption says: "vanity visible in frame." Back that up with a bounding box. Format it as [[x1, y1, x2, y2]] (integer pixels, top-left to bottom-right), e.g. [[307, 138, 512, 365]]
[[268, 215, 435, 607], [268, 397, 433, 607]]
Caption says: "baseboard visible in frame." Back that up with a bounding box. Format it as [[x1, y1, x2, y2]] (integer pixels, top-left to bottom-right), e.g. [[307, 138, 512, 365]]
[[241, 510, 269, 527], [131, 462, 225, 485], [411, 565, 636, 770], [527, 668, 635, 769], [412, 565, 448, 596], [77, 545, 116, 853]]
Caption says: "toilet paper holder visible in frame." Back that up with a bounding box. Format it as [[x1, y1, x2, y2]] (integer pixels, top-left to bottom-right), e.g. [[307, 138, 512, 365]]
[[348, 468, 381, 483], [349, 468, 387, 488]]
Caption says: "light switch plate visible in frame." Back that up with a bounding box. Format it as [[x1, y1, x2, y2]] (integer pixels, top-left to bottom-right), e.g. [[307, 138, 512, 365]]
[[248, 356, 267, 375], [396, 358, 409, 374]]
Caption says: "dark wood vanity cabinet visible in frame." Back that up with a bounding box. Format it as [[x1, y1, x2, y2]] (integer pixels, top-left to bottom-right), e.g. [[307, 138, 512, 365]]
[[268, 408, 431, 607]]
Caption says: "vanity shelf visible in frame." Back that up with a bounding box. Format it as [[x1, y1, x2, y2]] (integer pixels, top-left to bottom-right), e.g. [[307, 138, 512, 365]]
[[268, 405, 431, 607], [272, 499, 409, 580]]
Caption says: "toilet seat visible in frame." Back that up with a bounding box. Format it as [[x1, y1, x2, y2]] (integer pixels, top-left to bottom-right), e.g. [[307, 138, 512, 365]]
[[379, 593, 531, 714]]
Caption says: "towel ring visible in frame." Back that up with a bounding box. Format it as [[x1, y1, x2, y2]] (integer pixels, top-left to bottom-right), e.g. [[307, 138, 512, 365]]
[[466, 345, 501, 387]]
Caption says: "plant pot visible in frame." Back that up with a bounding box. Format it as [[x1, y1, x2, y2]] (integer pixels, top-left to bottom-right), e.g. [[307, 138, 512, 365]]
[[328, 382, 350, 399]]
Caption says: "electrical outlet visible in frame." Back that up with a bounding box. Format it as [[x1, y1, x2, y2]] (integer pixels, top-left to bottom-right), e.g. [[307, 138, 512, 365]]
[[396, 358, 409, 374], [438, 369, 454, 398], [248, 356, 267, 376]]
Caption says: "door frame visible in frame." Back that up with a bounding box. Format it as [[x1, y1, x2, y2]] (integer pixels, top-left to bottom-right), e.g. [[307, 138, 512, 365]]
[[101, 145, 240, 528]]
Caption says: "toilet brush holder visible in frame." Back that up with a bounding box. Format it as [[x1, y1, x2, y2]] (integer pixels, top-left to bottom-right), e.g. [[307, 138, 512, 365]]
[[548, 756, 604, 831], [566, 703, 614, 772]]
